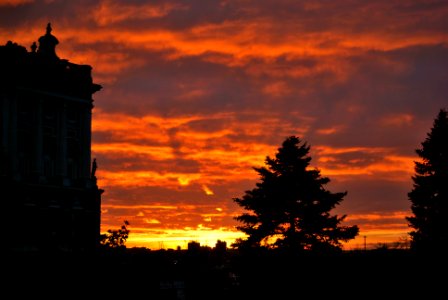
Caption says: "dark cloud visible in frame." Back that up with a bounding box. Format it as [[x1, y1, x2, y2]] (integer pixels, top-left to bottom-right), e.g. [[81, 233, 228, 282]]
[[304, 44, 448, 150], [318, 151, 384, 169], [332, 178, 413, 214], [94, 153, 201, 174], [0, 0, 95, 28]]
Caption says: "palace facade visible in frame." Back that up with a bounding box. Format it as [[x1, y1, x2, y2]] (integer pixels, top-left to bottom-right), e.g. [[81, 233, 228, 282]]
[[1, 23, 103, 253]]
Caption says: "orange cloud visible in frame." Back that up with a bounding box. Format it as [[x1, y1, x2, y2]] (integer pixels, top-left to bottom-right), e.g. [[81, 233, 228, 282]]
[[380, 113, 414, 127], [92, 110, 310, 188], [262, 81, 291, 97], [316, 125, 345, 135], [92, 1, 187, 26], [144, 219, 161, 224], [60, 50, 146, 83], [102, 204, 178, 210], [314, 146, 415, 180], [3, 2, 448, 75], [97, 170, 203, 188], [177, 175, 200, 186], [345, 211, 409, 222], [202, 185, 214, 196], [93, 143, 174, 160]]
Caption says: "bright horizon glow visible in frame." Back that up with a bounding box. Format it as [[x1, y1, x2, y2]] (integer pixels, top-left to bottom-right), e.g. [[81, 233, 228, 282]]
[[123, 228, 247, 250], [119, 228, 410, 251]]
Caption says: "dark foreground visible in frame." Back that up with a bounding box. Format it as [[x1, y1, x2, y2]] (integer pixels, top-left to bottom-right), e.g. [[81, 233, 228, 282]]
[[4, 248, 446, 299]]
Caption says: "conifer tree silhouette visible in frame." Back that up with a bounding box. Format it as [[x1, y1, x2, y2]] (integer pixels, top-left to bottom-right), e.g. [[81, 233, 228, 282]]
[[233, 136, 359, 252], [407, 109, 448, 254]]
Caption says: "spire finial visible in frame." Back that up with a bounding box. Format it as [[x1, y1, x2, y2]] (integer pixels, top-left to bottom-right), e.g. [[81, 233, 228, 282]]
[[46, 22, 52, 34]]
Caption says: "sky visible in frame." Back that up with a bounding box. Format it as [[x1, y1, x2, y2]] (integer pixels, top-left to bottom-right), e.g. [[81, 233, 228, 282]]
[[1, 0, 447, 250]]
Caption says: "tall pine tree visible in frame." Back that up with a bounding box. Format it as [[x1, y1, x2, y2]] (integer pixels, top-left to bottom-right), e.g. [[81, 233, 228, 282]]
[[407, 109, 448, 254], [233, 136, 359, 252]]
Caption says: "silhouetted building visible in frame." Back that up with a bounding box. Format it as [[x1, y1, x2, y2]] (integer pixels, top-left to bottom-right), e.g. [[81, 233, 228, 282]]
[[1, 23, 103, 253], [188, 241, 201, 252]]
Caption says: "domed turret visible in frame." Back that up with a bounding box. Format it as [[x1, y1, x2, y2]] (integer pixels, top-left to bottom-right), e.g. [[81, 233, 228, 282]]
[[37, 22, 59, 59]]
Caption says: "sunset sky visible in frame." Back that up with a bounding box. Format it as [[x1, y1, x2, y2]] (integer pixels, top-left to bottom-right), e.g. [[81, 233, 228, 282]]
[[1, 0, 447, 250]]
